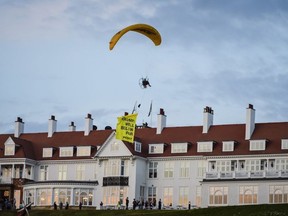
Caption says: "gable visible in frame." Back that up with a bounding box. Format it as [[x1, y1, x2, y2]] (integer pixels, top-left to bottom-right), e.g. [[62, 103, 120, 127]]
[[96, 133, 133, 157]]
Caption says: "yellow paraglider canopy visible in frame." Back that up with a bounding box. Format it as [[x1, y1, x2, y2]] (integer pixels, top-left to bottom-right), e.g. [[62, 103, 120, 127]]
[[109, 23, 162, 50]]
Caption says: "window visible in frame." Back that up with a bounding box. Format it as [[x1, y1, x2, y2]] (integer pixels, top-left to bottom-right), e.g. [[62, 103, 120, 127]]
[[76, 164, 85, 180], [148, 186, 157, 205], [59, 147, 74, 157], [163, 187, 173, 207], [276, 158, 288, 170], [179, 161, 189, 178], [58, 165, 67, 180], [209, 187, 228, 206], [149, 161, 158, 178], [24, 189, 34, 205], [197, 160, 206, 178], [36, 188, 52, 205], [222, 141, 234, 152], [102, 187, 128, 206], [269, 185, 288, 204], [76, 146, 91, 156], [179, 187, 189, 206], [40, 165, 48, 181], [281, 139, 288, 150], [196, 186, 202, 207], [171, 143, 188, 153], [245, 160, 261, 171], [197, 141, 213, 152], [149, 144, 164, 154], [249, 140, 266, 151], [43, 148, 53, 158], [5, 144, 15, 156], [111, 142, 119, 151], [135, 141, 141, 152], [216, 161, 231, 172], [104, 160, 128, 176], [54, 188, 71, 205], [74, 189, 94, 206], [239, 186, 258, 204], [164, 161, 174, 178]]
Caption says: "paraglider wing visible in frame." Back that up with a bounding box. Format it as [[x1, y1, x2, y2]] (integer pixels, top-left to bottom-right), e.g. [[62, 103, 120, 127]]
[[109, 24, 162, 50]]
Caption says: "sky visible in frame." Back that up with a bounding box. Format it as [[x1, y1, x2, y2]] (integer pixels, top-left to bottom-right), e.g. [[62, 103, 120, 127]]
[[0, 0, 288, 134]]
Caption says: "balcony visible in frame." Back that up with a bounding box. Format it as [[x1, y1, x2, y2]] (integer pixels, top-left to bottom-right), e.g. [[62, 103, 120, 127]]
[[102, 176, 129, 186], [204, 170, 288, 180]]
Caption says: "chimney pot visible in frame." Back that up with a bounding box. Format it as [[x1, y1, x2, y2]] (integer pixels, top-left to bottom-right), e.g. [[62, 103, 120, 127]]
[[87, 113, 92, 119], [124, 112, 129, 116], [159, 108, 165, 115]]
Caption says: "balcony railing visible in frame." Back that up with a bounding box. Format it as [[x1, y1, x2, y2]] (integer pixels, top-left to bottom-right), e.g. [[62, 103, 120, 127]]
[[205, 170, 288, 180], [102, 176, 129, 186]]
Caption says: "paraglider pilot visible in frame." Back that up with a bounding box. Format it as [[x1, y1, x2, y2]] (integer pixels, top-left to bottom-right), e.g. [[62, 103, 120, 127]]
[[142, 78, 151, 88]]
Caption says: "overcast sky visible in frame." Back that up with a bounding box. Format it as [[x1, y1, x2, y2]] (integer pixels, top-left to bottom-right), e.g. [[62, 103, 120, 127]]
[[1, 0, 288, 134]]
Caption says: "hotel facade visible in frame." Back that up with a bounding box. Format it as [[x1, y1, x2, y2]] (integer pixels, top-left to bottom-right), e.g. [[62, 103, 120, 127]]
[[0, 104, 288, 209]]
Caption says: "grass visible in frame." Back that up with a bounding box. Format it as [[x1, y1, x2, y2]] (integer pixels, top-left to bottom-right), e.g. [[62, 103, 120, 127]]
[[1, 204, 288, 216]]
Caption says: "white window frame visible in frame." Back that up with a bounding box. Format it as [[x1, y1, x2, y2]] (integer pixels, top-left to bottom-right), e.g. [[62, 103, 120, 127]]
[[249, 140, 266, 151], [149, 144, 164, 154], [281, 139, 288, 150], [222, 141, 234, 152], [76, 146, 91, 156], [42, 148, 53, 158], [59, 147, 74, 157], [135, 141, 141, 153], [197, 141, 213, 152], [164, 161, 174, 178], [5, 144, 15, 156], [171, 142, 188, 153]]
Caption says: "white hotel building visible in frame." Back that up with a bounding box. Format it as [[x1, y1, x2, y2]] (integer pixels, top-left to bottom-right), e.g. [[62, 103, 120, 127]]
[[0, 104, 288, 209]]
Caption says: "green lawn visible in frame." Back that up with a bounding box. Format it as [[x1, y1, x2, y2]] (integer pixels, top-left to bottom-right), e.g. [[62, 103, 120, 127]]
[[1, 204, 288, 216]]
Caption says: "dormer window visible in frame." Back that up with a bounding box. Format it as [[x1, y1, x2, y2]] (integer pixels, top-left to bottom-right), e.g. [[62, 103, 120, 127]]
[[76, 146, 91, 156], [43, 148, 53, 158], [171, 142, 188, 153], [134, 141, 141, 153], [5, 144, 15, 156], [281, 139, 288, 150], [4, 137, 17, 156], [222, 141, 235, 152], [59, 147, 74, 157], [197, 141, 213, 152], [149, 144, 165, 154], [249, 140, 266, 151]]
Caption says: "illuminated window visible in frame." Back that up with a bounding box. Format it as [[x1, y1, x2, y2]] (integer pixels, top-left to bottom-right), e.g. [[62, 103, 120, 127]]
[[179, 187, 189, 206], [163, 187, 173, 207], [209, 187, 228, 206], [239, 186, 258, 204], [269, 185, 288, 204]]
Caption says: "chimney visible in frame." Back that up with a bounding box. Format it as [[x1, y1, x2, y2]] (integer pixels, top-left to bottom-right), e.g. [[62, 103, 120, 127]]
[[245, 104, 255, 140], [203, 106, 214, 133], [48, 115, 57, 137], [84, 113, 93, 136], [14, 117, 24, 138], [156, 108, 166, 134], [69, 121, 76, 132]]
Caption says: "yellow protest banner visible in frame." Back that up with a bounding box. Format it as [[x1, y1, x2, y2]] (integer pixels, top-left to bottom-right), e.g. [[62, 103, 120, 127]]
[[116, 113, 138, 143]]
